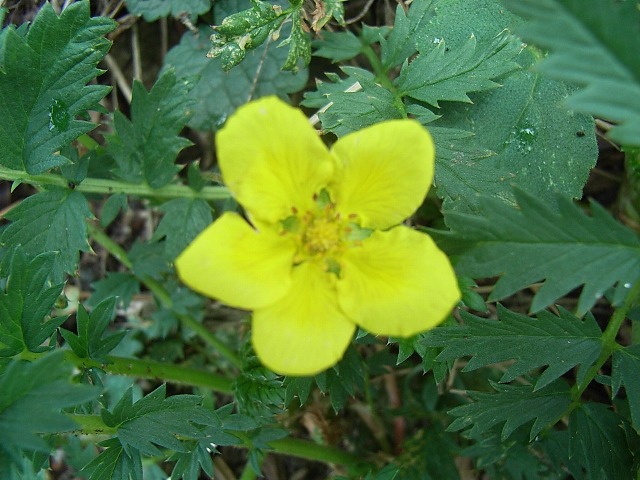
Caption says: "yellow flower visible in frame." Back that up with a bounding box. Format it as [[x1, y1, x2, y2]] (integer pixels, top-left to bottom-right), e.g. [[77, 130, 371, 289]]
[[176, 97, 460, 376]]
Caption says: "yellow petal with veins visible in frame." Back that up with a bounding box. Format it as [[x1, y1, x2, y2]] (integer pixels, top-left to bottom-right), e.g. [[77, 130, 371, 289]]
[[176, 212, 296, 310], [252, 261, 355, 375], [217, 97, 334, 224], [337, 226, 460, 337], [329, 120, 434, 230]]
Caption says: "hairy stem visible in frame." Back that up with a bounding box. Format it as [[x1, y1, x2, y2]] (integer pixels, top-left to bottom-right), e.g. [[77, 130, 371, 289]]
[[0, 166, 231, 201]]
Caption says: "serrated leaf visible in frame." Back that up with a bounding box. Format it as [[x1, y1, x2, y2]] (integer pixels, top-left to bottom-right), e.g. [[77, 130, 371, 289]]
[[101, 385, 213, 457], [436, 189, 640, 315], [612, 345, 640, 432], [82, 437, 142, 480], [0, 352, 99, 462], [302, 67, 402, 136], [447, 381, 571, 441], [380, 0, 436, 69], [0, 2, 115, 173], [280, 11, 311, 71], [0, 249, 65, 357], [569, 403, 635, 480], [0, 189, 92, 279], [162, 23, 307, 131], [424, 306, 602, 390], [126, 0, 212, 21], [312, 30, 363, 62], [504, 0, 640, 146], [59, 298, 125, 361], [86, 272, 140, 310], [168, 442, 214, 480], [151, 198, 212, 259], [314, 347, 364, 412], [396, 33, 521, 107], [108, 70, 194, 188]]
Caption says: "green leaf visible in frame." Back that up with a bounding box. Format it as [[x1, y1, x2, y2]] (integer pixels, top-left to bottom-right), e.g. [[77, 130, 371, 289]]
[[0, 352, 99, 461], [0, 2, 115, 174], [209, 0, 286, 70], [380, 0, 435, 69], [436, 189, 640, 314], [0, 189, 92, 279], [151, 198, 212, 259], [312, 30, 363, 62], [162, 24, 307, 131], [504, 0, 640, 146], [280, 10, 311, 71], [125, 0, 212, 21], [100, 194, 128, 228], [447, 381, 571, 441], [314, 347, 364, 412], [396, 32, 521, 107], [569, 403, 636, 480], [302, 67, 402, 136], [82, 437, 142, 480], [59, 299, 125, 361], [0, 249, 65, 357], [168, 442, 214, 480], [101, 385, 213, 457], [86, 272, 140, 310], [108, 70, 194, 188], [612, 345, 640, 431], [424, 306, 602, 390]]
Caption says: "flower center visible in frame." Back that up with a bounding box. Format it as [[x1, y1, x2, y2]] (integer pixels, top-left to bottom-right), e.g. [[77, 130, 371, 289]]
[[300, 206, 345, 257]]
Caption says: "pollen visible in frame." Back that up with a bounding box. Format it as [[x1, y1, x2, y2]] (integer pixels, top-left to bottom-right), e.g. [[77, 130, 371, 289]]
[[302, 214, 344, 256]]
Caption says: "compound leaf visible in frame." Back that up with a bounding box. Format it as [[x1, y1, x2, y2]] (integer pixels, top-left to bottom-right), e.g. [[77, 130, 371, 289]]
[[85, 272, 140, 310], [447, 381, 571, 441], [437, 189, 640, 315], [151, 198, 212, 259], [59, 298, 125, 361], [396, 32, 521, 107], [0, 352, 99, 461], [612, 345, 640, 432], [424, 306, 602, 390], [0, 249, 65, 357], [1, 189, 92, 280], [101, 385, 213, 457], [108, 70, 194, 188], [125, 0, 211, 21], [0, 2, 115, 173], [504, 0, 640, 146], [569, 403, 636, 480]]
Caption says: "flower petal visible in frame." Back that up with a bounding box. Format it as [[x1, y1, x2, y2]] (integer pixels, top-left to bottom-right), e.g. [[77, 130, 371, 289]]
[[217, 96, 334, 224], [252, 261, 355, 375], [175, 212, 296, 310], [329, 120, 434, 230], [337, 226, 460, 337]]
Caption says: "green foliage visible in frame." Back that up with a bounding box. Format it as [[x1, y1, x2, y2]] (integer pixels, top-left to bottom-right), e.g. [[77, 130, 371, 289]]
[[436, 189, 640, 315], [504, 0, 640, 146], [0, 352, 99, 469], [612, 345, 640, 431], [152, 198, 212, 259], [0, 2, 114, 174], [424, 306, 603, 390], [396, 32, 521, 107], [0, 249, 65, 356], [163, 23, 307, 131], [108, 70, 195, 188], [569, 402, 637, 480], [125, 0, 212, 21], [86, 272, 140, 310], [1, 189, 93, 280], [380, 0, 434, 69], [59, 299, 125, 361], [448, 381, 571, 442]]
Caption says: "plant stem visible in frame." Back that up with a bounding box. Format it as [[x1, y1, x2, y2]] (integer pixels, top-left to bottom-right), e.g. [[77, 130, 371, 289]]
[[571, 280, 640, 401], [66, 413, 117, 435], [71, 350, 235, 393], [269, 437, 370, 474], [87, 222, 243, 369], [0, 166, 231, 201], [360, 43, 407, 118]]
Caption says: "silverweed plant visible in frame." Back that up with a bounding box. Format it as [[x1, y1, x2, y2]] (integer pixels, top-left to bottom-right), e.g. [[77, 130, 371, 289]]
[[0, 0, 639, 479]]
